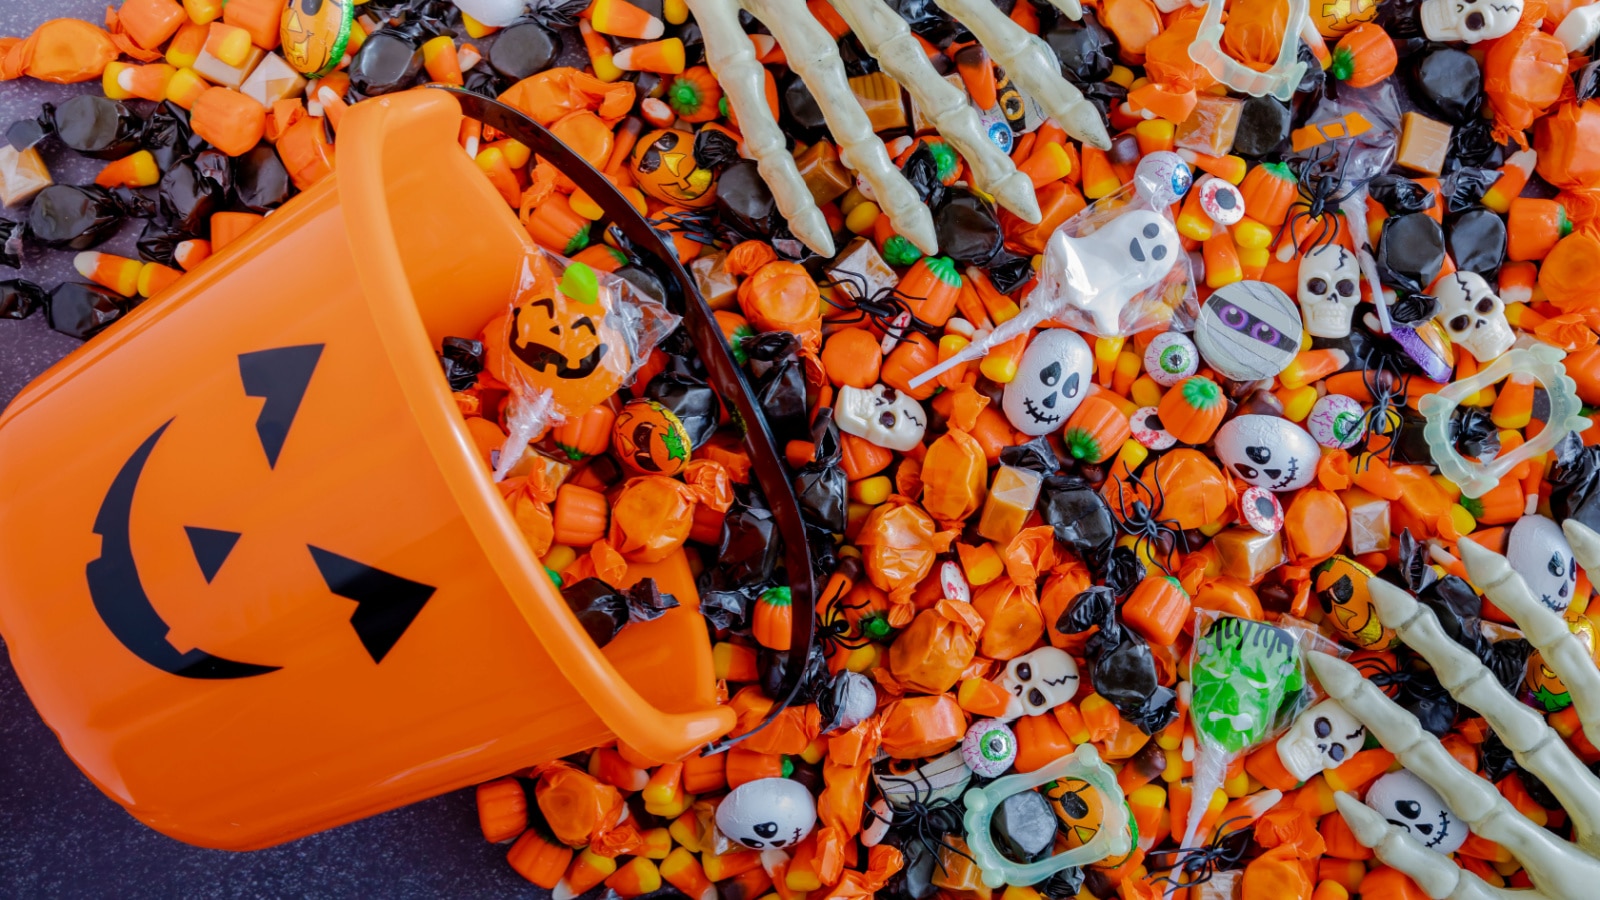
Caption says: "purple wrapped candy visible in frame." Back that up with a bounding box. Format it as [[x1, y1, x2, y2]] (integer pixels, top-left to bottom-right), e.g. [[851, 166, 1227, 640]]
[[1390, 322, 1455, 383]]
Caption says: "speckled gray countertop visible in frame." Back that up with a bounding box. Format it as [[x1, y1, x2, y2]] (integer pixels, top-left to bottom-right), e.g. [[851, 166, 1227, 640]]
[[0, 3, 546, 896]]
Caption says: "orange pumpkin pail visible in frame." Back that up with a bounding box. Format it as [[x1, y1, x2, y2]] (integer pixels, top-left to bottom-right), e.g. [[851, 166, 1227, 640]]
[[0, 90, 754, 850]]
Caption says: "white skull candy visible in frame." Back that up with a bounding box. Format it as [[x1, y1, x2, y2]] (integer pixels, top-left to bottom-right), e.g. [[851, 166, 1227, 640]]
[[1506, 515, 1579, 614], [716, 777, 818, 850], [1276, 699, 1367, 781], [1042, 210, 1182, 335], [835, 384, 926, 452], [1298, 244, 1361, 339], [1001, 329, 1093, 436], [1420, 0, 1523, 43], [1364, 769, 1467, 854], [1434, 271, 1514, 363], [1000, 646, 1080, 720]]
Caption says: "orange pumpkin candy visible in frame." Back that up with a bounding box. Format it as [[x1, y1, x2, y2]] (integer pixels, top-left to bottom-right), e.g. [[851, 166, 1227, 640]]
[[281, 0, 353, 77], [611, 399, 692, 477], [631, 128, 719, 208]]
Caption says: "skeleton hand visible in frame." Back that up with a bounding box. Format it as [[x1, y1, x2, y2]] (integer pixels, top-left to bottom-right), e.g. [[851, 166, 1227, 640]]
[[685, 0, 1111, 256], [1306, 521, 1600, 900]]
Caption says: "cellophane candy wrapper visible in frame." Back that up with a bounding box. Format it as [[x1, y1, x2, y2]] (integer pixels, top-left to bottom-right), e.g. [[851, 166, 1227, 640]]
[[1034, 183, 1198, 338], [489, 248, 678, 481]]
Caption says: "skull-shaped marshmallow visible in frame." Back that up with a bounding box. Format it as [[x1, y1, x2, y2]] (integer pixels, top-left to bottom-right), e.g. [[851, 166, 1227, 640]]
[[1000, 646, 1080, 720], [1434, 271, 1513, 363], [1420, 0, 1523, 43], [1275, 699, 1367, 781], [1042, 210, 1182, 335], [1297, 244, 1360, 338], [1001, 329, 1093, 436], [835, 384, 926, 452], [1364, 769, 1467, 854]]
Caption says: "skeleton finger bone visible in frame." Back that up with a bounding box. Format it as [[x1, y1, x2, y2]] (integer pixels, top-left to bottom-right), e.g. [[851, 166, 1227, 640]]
[[933, 0, 1112, 151], [1332, 793, 1522, 900], [1555, 521, 1600, 743], [1365, 576, 1600, 855], [1307, 651, 1591, 888], [830, 0, 1041, 223], [1040, 0, 1084, 21], [689, 0, 837, 255], [740, 0, 940, 255]]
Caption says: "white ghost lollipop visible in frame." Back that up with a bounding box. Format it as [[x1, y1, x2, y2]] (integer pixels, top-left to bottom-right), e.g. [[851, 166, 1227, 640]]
[[907, 208, 1182, 388]]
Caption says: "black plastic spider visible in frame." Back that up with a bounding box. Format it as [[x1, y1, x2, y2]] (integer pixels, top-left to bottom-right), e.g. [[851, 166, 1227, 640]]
[[649, 207, 718, 248], [1354, 346, 1411, 464], [822, 271, 940, 346], [1275, 143, 1361, 259], [814, 568, 878, 658], [1146, 816, 1254, 888], [1109, 463, 1190, 577], [875, 766, 974, 875]]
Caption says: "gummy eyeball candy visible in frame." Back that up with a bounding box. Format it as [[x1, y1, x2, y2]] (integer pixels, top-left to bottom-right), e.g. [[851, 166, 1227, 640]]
[[1134, 151, 1192, 206], [1306, 393, 1367, 449], [1240, 486, 1284, 534], [1143, 332, 1199, 387], [715, 777, 818, 850], [1215, 414, 1320, 492], [962, 719, 1019, 777], [1196, 176, 1244, 226], [1131, 406, 1177, 450]]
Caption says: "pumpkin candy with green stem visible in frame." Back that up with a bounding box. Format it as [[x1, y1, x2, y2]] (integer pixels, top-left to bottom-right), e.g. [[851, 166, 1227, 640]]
[[666, 66, 723, 123], [752, 586, 793, 651], [1157, 376, 1227, 444], [1238, 161, 1298, 226], [1063, 393, 1132, 463], [1330, 23, 1396, 88]]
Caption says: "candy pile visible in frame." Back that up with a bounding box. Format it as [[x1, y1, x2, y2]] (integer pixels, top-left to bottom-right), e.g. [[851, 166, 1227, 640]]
[[9, 0, 1600, 897]]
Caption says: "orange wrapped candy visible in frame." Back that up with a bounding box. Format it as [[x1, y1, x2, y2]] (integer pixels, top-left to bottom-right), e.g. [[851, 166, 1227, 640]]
[[535, 761, 628, 848], [1222, 0, 1290, 72], [971, 526, 1057, 658], [603, 461, 732, 562], [1243, 846, 1315, 900], [1482, 15, 1571, 146], [1, 19, 119, 83], [878, 693, 968, 758], [735, 260, 823, 353], [1284, 488, 1347, 562], [1107, 449, 1233, 531], [500, 67, 638, 126], [889, 598, 983, 694], [920, 429, 987, 525], [1535, 100, 1600, 225], [856, 495, 956, 624]]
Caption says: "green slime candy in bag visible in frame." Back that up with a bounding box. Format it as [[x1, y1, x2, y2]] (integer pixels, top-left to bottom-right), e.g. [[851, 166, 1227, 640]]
[[1191, 616, 1305, 755]]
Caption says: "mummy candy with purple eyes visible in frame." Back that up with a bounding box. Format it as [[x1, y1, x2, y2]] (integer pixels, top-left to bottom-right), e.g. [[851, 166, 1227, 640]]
[[1194, 280, 1304, 383], [1306, 393, 1367, 449]]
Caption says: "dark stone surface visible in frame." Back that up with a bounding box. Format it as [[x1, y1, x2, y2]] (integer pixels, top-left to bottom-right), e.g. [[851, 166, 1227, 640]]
[[0, 4, 543, 896]]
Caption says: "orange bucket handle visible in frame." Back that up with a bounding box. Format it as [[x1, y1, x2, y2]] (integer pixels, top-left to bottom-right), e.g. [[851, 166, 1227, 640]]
[[338, 89, 813, 761]]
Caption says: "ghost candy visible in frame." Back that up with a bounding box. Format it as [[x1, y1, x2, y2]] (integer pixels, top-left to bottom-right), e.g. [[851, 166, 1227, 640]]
[[1363, 770, 1467, 854], [1298, 244, 1361, 339], [1505, 515, 1579, 614], [715, 777, 818, 850], [1215, 414, 1320, 492], [1276, 698, 1366, 781], [1194, 280, 1304, 382], [835, 384, 927, 451], [1042, 209, 1182, 336], [999, 646, 1080, 720], [1001, 329, 1093, 436]]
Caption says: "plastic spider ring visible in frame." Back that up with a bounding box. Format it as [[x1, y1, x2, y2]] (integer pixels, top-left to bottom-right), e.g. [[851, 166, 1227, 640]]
[[1187, 0, 1310, 101], [1418, 342, 1591, 499], [962, 744, 1133, 888]]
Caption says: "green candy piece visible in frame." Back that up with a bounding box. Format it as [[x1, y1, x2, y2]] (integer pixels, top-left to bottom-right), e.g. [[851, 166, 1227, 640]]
[[560, 261, 600, 305], [1190, 616, 1303, 756]]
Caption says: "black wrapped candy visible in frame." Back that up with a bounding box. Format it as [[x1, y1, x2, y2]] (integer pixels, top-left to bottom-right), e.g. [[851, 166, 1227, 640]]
[[560, 576, 679, 647], [645, 371, 720, 449], [1233, 95, 1291, 159], [440, 336, 484, 391], [233, 145, 293, 213], [159, 156, 229, 237], [1057, 586, 1178, 734], [716, 160, 779, 241], [743, 331, 808, 444], [49, 96, 144, 159], [933, 188, 1001, 267], [350, 29, 426, 96], [1375, 212, 1445, 294], [46, 282, 133, 339], [1045, 9, 1115, 85], [1445, 207, 1506, 279], [1409, 48, 1481, 125], [0, 220, 21, 269], [487, 22, 557, 82], [793, 408, 847, 533], [0, 279, 46, 319], [28, 186, 137, 251], [1039, 475, 1117, 565]]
